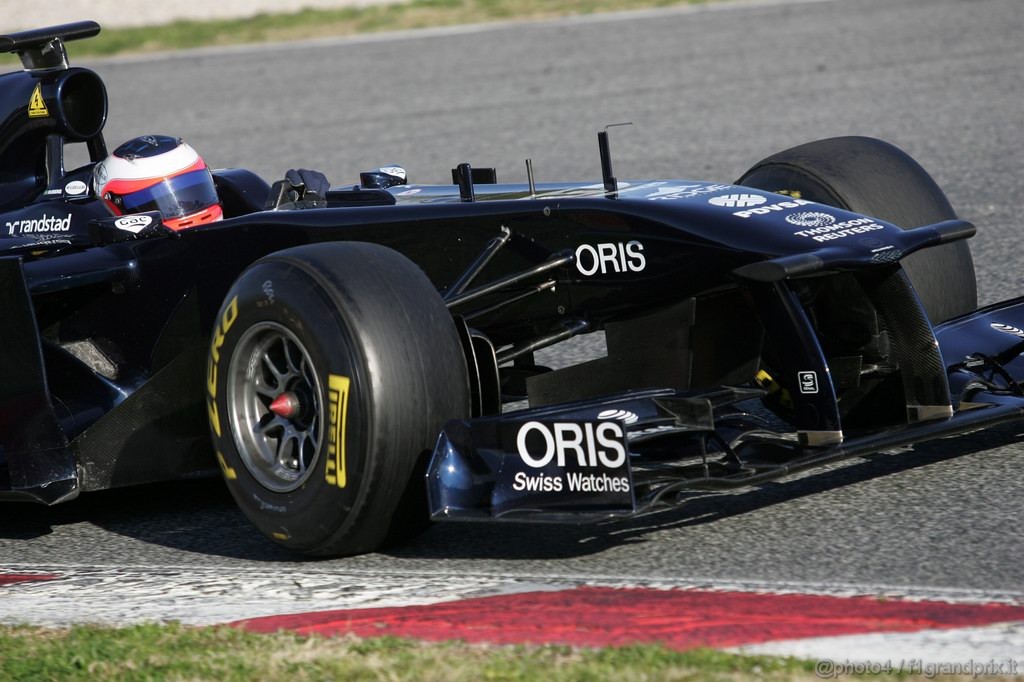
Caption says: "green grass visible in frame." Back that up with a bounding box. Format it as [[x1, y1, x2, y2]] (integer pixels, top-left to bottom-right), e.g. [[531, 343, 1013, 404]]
[[0, 622, 820, 681], [3, 623, 1014, 680], [2, 0, 718, 65]]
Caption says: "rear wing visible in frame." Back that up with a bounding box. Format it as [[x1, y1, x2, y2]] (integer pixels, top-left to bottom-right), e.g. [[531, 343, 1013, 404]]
[[0, 21, 100, 72]]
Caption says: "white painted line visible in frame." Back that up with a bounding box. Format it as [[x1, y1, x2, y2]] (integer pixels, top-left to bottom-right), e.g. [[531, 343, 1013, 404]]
[[7, 562, 1024, 666], [6, 561, 1024, 602], [739, 624, 1024, 670], [0, 565, 571, 627], [5, 561, 1023, 604], [4, 562, 1023, 627]]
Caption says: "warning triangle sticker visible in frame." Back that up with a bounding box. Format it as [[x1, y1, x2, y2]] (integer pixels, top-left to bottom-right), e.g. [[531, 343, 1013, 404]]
[[28, 83, 48, 118]]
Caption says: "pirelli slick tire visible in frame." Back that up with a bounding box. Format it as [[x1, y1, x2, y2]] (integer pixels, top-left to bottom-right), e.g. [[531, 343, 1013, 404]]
[[738, 136, 976, 324], [207, 242, 470, 557]]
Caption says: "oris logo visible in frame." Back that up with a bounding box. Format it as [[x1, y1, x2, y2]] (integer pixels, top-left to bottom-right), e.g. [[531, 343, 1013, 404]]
[[708, 193, 766, 208], [575, 241, 646, 276], [516, 421, 627, 469], [785, 211, 835, 228]]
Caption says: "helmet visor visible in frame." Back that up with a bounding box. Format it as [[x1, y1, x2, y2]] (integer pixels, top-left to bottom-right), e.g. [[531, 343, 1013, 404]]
[[115, 169, 220, 220]]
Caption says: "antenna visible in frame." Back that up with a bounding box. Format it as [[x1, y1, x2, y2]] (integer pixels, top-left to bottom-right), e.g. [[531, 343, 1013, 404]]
[[526, 159, 536, 198], [598, 122, 632, 197], [455, 163, 475, 202]]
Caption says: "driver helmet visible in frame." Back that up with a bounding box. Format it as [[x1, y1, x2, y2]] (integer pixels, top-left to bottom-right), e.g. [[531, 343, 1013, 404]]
[[93, 135, 222, 231]]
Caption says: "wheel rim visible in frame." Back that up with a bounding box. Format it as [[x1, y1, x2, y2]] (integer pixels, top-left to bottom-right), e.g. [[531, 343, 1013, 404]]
[[226, 322, 324, 493]]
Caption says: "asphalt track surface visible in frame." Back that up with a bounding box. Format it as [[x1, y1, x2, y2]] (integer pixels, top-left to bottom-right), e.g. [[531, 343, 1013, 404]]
[[3, 0, 1024, 601]]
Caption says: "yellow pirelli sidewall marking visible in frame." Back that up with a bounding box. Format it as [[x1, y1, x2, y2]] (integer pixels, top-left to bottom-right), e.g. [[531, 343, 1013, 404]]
[[206, 296, 239, 438], [272, 532, 288, 540], [216, 451, 237, 480], [325, 374, 351, 489], [28, 83, 48, 118]]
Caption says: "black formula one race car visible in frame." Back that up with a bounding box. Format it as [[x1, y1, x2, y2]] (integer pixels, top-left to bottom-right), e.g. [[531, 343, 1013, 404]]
[[0, 23, 1014, 556]]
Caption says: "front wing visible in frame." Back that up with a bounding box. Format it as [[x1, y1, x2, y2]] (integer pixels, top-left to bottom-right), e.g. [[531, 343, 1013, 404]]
[[427, 384, 1024, 523]]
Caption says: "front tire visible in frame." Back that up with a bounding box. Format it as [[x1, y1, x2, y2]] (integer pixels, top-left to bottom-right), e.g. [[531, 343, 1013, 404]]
[[207, 242, 470, 556], [737, 136, 976, 324]]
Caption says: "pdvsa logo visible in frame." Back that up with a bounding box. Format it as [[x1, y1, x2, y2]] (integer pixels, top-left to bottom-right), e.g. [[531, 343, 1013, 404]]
[[516, 421, 627, 469], [575, 241, 645, 276], [708, 193, 766, 208], [734, 198, 813, 219]]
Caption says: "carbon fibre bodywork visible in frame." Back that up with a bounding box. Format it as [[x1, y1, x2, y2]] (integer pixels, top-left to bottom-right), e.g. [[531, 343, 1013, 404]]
[[2, 23, 1023, 526]]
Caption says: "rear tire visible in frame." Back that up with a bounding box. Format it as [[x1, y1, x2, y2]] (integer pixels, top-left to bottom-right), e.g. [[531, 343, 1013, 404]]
[[207, 242, 470, 556], [737, 136, 976, 324]]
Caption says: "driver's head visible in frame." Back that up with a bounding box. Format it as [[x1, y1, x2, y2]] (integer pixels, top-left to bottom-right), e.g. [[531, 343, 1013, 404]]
[[93, 135, 222, 231]]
